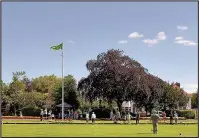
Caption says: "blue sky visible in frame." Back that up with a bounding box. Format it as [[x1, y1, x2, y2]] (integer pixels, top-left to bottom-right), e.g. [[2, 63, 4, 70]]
[[2, 2, 198, 93]]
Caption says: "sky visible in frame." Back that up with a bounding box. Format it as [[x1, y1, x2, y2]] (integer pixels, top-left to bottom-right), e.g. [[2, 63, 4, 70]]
[[2, 2, 198, 93]]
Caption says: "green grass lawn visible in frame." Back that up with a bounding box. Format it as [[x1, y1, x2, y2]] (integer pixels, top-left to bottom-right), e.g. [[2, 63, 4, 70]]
[[2, 124, 197, 137]]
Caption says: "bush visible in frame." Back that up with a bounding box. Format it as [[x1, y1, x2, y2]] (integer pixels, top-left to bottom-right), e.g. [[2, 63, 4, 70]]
[[2, 116, 39, 119], [22, 107, 40, 116], [90, 108, 111, 118], [176, 110, 196, 119]]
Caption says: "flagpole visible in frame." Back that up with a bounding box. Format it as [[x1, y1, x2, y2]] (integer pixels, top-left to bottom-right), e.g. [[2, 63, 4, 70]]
[[61, 43, 64, 121]]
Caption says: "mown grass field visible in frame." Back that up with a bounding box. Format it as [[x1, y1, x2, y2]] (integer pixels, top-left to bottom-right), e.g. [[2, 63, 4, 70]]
[[2, 124, 197, 137]]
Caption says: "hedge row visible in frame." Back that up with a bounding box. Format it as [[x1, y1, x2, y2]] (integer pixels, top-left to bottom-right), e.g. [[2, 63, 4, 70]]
[[176, 110, 196, 119], [21, 108, 41, 116], [2, 116, 40, 119]]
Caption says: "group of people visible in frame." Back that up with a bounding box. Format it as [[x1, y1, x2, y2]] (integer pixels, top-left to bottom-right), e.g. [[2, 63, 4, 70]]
[[86, 112, 96, 124], [170, 110, 179, 124], [58, 111, 79, 120], [110, 110, 141, 124], [40, 108, 55, 121], [40, 109, 80, 121], [40, 108, 179, 135]]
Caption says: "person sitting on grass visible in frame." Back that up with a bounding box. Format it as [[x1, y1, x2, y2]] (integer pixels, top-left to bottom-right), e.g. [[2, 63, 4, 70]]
[[91, 112, 96, 125], [86, 112, 89, 124]]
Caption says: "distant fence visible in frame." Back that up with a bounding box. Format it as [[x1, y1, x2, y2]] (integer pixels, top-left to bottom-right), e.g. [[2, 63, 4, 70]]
[[2, 116, 188, 120]]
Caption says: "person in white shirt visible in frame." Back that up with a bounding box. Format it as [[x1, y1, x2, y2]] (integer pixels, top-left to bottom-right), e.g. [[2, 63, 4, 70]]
[[151, 110, 160, 134], [91, 112, 96, 125], [127, 112, 131, 124], [44, 108, 47, 120], [174, 111, 178, 125], [86, 112, 89, 124], [58, 112, 61, 119], [48, 110, 52, 120], [51, 113, 55, 120], [20, 110, 23, 118], [40, 109, 44, 121]]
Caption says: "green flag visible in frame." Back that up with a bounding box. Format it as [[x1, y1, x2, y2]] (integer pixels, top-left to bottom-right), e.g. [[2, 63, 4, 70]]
[[51, 43, 63, 51]]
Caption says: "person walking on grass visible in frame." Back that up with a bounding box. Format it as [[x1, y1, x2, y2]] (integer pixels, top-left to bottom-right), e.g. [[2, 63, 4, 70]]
[[117, 110, 121, 121], [169, 110, 174, 124], [40, 109, 44, 121], [51, 113, 55, 120], [44, 108, 47, 120], [174, 111, 178, 125], [110, 110, 113, 120], [115, 109, 121, 124], [136, 110, 140, 124], [48, 110, 52, 120], [91, 112, 96, 125], [127, 112, 131, 124], [86, 112, 89, 124], [151, 110, 160, 134], [162, 111, 166, 124], [113, 114, 117, 124], [20, 110, 23, 118]]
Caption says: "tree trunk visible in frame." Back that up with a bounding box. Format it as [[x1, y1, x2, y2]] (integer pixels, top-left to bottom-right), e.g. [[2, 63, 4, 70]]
[[14, 107, 17, 116], [150, 109, 152, 116], [116, 100, 123, 112], [99, 99, 102, 108], [145, 108, 148, 117]]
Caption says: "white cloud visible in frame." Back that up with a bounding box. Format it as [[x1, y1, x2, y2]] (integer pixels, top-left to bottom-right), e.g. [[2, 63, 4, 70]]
[[143, 31, 166, 46], [143, 39, 158, 46], [128, 32, 144, 39], [177, 25, 188, 31], [67, 40, 75, 44], [118, 40, 128, 44], [156, 32, 166, 40], [175, 37, 184, 41], [182, 83, 198, 93], [174, 37, 198, 46]]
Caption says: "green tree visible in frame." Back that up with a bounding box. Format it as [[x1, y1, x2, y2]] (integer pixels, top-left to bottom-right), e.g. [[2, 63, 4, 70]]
[[54, 75, 80, 109], [191, 90, 198, 109], [17, 91, 47, 109], [159, 82, 188, 111], [32, 75, 62, 108], [32, 75, 62, 93], [7, 71, 27, 115]]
